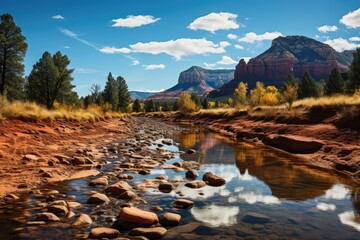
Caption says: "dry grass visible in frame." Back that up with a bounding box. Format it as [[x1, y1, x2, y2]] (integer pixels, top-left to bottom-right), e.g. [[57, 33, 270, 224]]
[[293, 95, 360, 108], [0, 97, 124, 121]]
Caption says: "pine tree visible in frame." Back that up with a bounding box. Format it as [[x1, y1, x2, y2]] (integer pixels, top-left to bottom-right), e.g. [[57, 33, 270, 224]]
[[26, 51, 74, 109], [348, 48, 360, 93], [202, 97, 209, 109], [133, 99, 141, 112], [117, 76, 131, 112], [0, 13, 28, 100], [325, 68, 344, 96], [298, 71, 319, 99], [286, 73, 298, 87], [172, 100, 179, 111], [144, 100, 155, 112], [103, 72, 119, 111]]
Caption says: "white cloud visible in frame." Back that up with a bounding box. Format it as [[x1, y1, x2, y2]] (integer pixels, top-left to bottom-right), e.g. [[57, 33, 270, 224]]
[[188, 12, 239, 33], [238, 192, 281, 205], [217, 56, 237, 65], [133, 89, 165, 93], [340, 8, 360, 28], [191, 205, 240, 227], [63, 46, 70, 49], [317, 25, 338, 33], [324, 184, 349, 200], [227, 33, 238, 40], [324, 38, 360, 52], [316, 202, 336, 211], [350, 36, 360, 42], [234, 44, 244, 50], [239, 31, 283, 43], [130, 38, 230, 60], [112, 15, 160, 28], [52, 15, 64, 20], [60, 28, 99, 50], [132, 60, 140, 65], [143, 64, 165, 70], [338, 211, 360, 231], [74, 68, 98, 74], [99, 46, 132, 54], [204, 62, 216, 69]]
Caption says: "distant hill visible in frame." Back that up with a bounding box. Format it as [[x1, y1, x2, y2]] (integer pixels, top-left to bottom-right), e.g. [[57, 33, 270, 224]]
[[149, 66, 234, 100], [208, 35, 354, 99], [130, 91, 159, 100]]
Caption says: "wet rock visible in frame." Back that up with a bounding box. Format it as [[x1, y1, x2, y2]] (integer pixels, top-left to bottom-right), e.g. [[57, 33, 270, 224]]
[[130, 227, 167, 239], [117, 207, 158, 228], [162, 139, 173, 145], [172, 199, 194, 209], [243, 212, 270, 224], [202, 172, 226, 187], [150, 206, 163, 212], [138, 169, 151, 175], [187, 149, 196, 154], [105, 181, 137, 199], [159, 213, 181, 226], [158, 183, 175, 193], [185, 169, 199, 180], [35, 212, 60, 222], [89, 227, 120, 239], [48, 205, 69, 216], [185, 180, 206, 189], [89, 177, 108, 186], [67, 201, 81, 209], [117, 174, 134, 180], [72, 214, 92, 227], [87, 193, 110, 204], [173, 162, 183, 168]]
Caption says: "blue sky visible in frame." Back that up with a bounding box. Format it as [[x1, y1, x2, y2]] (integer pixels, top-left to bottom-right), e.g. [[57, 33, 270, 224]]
[[1, 0, 359, 96]]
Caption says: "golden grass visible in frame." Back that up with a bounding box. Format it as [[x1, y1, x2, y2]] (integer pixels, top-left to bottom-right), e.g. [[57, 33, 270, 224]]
[[0, 97, 124, 121], [292, 95, 360, 108]]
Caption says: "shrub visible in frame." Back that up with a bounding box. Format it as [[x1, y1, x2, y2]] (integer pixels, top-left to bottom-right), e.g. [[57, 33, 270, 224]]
[[178, 92, 197, 114]]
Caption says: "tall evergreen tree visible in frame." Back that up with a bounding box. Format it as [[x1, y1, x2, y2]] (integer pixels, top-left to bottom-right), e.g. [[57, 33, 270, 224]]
[[0, 13, 28, 100], [348, 48, 360, 93], [133, 99, 141, 112], [103, 72, 118, 111], [144, 100, 155, 112], [26, 51, 74, 109], [298, 71, 319, 99], [191, 93, 201, 106], [202, 97, 209, 109], [116, 76, 131, 112], [172, 100, 179, 111], [325, 68, 344, 96], [286, 73, 298, 87]]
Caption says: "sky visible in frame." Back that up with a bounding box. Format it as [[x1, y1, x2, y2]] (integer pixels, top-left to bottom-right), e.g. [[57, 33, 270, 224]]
[[0, 0, 360, 96]]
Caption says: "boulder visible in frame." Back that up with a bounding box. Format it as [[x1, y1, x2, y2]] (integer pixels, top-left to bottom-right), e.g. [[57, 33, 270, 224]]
[[159, 213, 181, 226], [185, 169, 198, 180], [158, 183, 175, 193], [47, 205, 69, 216], [202, 172, 226, 187], [105, 181, 136, 199], [89, 227, 119, 239], [172, 199, 194, 209], [185, 180, 206, 189], [72, 213, 92, 227], [129, 227, 167, 239], [117, 207, 158, 228], [87, 193, 110, 204], [89, 177, 108, 186], [35, 212, 60, 222]]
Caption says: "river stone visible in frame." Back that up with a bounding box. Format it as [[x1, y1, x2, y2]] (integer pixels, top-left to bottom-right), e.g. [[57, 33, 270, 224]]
[[185, 169, 199, 180], [150, 206, 163, 212], [67, 201, 81, 209], [105, 181, 132, 195], [4, 194, 20, 201], [89, 227, 119, 239], [87, 193, 110, 204], [187, 149, 197, 154], [72, 214, 92, 227], [118, 207, 158, 228], [159, 213, 181, 226], [129, 227, 167, 239], [117, 174, 134, 180], [158, 183, 175, 193], [243, 212, 270, 224], [71, 157, 86, 165], [48, 205, 69, 216], [202, 172, 226, 187], [89, 177, 108, 186], [172, 199, 194, 209], [185, 180, 206, 189], [36, 212, 60, 222]]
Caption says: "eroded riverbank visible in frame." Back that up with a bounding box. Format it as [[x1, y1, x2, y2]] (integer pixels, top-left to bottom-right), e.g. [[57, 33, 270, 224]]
[[1, 117, 360, 239]]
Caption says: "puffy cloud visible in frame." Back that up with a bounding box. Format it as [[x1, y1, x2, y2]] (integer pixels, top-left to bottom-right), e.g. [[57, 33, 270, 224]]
[[217, 56, 237, 65], [130, 38, 230, 60], [234, 44, 244, 50], [112, 15, 160, 28], [338, 211, 360, 231], [132, 60, 140, 65], [227, 33, 238, 40], [143, 64, 165, 70], [324, 38, 360, 52], [316, 202, 336, 211], [239, 31, 283, 43], [204, 62, 216, 69], [191, 205, 240, 227], [324, 184, 349, 200], [317, 25, 338, 33], [188, 12, 239, 33], [238, 192, 281, 205], [52, 15, 64, 20], [349, 36, 360, 42], [340, 8, 360, 28], [99, 46, 132, 54]]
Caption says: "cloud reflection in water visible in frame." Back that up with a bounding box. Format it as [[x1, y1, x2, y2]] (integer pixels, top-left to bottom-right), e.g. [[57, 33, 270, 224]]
[[191, 204, 240, 227]]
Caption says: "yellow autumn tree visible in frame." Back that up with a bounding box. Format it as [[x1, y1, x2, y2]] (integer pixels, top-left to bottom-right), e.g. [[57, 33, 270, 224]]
[[233, 82, 248, 109], [263, 86, 280, 105], [250, 82, 266, 106], [178, 92, 197, 114], [283, 82, 298, 109]]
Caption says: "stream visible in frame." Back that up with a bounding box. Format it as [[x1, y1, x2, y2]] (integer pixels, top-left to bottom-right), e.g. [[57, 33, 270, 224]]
[[0, 118, 360, 239]]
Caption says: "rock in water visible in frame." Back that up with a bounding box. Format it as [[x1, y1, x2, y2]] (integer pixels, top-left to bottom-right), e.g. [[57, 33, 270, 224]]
[[129, 227, 167, 239], [185, 169, 199, 180], [72, 213, 92, 227], [185, 180, 206, 189], [89, 227, 119, 239], [202, 172, 226, 187], [35, 212, 60, 222], [87, 193, 110, 204], [159, 213, 181, 226], [158, 183, 175, 193], [117, 207, 159, 228], [172, 199, 194, 209]]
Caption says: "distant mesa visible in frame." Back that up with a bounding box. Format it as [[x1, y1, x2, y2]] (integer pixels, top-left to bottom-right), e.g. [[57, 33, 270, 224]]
[[208, 35, 354, 98], [148, 66, 234, 100], [130, 91, 159, 100]]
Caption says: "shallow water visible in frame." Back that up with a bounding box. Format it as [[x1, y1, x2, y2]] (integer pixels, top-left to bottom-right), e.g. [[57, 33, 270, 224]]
[[1, 130, 360, 240]]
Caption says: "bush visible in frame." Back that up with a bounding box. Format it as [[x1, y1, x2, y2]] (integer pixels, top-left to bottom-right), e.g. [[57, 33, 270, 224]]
[[178, 92, 197, 114]]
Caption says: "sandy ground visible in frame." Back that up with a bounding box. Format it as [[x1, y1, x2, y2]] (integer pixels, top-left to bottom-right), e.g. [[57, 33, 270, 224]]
[[0, 118, 128, 198]]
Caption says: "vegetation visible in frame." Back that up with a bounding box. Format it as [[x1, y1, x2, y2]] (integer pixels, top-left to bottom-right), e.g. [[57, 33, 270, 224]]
[[233, 82, 248, 109], [250, 81, 266, 106], [325, 68, 344, 96], [348, 48, 360, 93], [117, 76, 131, 112], [178, 92, 197, 114], [103, 73, 119, 111], [298, 71, 319, 99]]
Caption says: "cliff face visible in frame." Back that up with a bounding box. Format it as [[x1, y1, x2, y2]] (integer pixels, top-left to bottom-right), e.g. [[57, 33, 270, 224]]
[[209, 36, 353, 98], [149, 66, 234, 99]]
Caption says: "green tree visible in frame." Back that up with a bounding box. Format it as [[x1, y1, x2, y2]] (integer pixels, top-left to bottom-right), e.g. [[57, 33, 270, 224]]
[[144, 100, 155, 112], [202, 97, 209, 109], [162, 101, 172, 111], [172, 100, 179, 111], [133, 99, 141, 112], [298, 71, 319, 99], [325, 68, 344, 96], [0, 13, 28, 100], [233, 82, 248, 108], [117, 76, 131, 112], [348, 48, 360, 93], [26, 51, 74, 109], [286, 73, 298, 87], [250, 81, 266, 106], [215, 100, 220, 108], [103, 72, 119, 111], [191, 93, 201, 106]]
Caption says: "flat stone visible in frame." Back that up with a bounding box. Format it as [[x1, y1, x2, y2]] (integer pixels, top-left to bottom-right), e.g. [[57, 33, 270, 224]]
[[159, 213, 181, 226], [87, 193, 110, 204], [185, 180, 206, 189], [118, 207, 158, 228], [105, 181, 132, 195], [130, 227, 167, 239], [89, 227, 119, 239], [172, 199, 194, 209], [89, 177, 108, 186], [202, 172, 226, 187]]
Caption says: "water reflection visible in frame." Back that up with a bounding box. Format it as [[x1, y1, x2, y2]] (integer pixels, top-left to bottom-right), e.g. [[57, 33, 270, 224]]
[[191, 205, 240, 227]]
